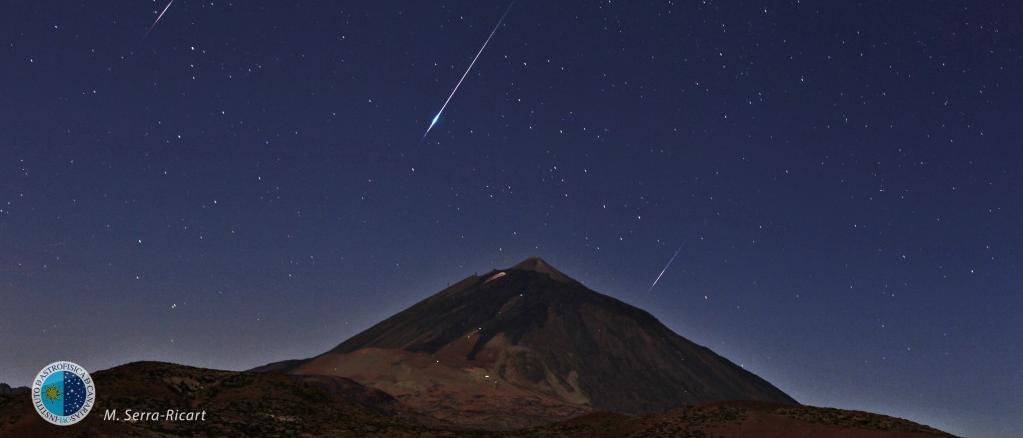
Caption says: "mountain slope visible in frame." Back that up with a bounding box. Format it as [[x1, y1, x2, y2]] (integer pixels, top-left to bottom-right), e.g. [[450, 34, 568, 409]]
[[261, 257, 795, 428]]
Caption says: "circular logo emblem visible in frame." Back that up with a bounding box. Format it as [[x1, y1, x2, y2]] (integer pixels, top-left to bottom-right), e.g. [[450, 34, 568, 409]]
[[31, 361, 95, 426]]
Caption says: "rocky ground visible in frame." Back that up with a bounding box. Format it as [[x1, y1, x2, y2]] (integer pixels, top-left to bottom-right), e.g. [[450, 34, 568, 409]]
[[0, 362, 954, 438]]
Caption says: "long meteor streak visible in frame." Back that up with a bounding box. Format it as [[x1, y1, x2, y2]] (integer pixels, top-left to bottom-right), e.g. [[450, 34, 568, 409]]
[[648, 241, 686, 292], [144, 0, 175, 39], [422, 2, 515, 140]]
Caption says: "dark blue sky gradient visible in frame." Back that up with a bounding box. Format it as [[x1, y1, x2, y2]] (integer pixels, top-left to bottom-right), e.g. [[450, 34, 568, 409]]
[[1, 2, 1021, 436]]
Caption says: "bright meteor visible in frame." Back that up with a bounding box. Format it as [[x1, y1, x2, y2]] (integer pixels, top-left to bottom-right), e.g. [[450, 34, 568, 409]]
[[648, 241, 686, 292], [144, 0, 175, 39], [422, 2, 515, 140]]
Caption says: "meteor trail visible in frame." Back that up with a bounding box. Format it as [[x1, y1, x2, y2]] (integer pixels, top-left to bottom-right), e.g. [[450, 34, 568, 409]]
[[422, 2, 515, 140], [144, 0, 175, 39], [648, 241, 686, 292]]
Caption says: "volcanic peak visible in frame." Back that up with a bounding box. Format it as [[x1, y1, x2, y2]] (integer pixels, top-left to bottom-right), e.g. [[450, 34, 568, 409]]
[[507, 256, 576, 284]]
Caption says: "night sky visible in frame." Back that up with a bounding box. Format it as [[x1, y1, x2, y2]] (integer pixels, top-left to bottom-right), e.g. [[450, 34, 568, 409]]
[[2, 1, 1021, 436]]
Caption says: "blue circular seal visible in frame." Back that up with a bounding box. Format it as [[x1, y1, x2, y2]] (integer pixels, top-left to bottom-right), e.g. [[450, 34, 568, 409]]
[[31, 361, 96, 426]]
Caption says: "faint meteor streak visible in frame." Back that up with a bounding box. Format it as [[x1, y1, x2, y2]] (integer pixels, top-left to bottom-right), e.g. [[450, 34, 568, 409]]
[[144, 0, 175, 39], [422, 2, 515, 140], [648, 241, 686, 292]]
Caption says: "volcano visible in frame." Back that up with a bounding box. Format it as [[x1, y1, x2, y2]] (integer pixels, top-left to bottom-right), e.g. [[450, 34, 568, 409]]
[[0, 257, 954, 437], [257, 257, 796, 429]]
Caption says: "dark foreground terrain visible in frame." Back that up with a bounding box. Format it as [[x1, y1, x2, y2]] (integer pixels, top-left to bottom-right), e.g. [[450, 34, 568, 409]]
[[0, 362, 952, 438]]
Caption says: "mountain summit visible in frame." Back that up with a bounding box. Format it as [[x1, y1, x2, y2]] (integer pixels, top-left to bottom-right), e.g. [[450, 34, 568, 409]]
[[509, 256, 576, 283], [258, 257, 795, 429]]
